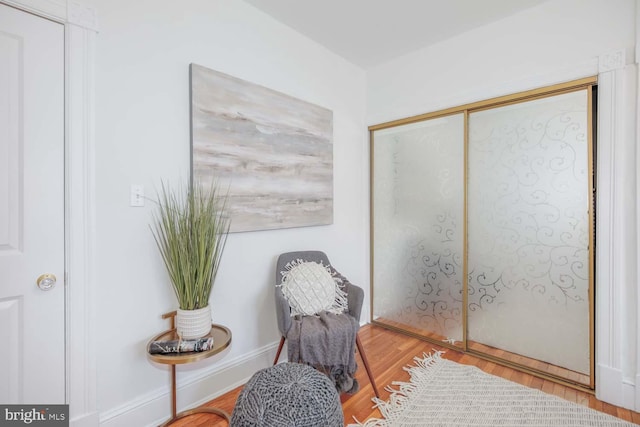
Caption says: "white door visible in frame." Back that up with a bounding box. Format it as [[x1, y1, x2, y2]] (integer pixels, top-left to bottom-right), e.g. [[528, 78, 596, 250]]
[[0, 3, 65, 403]]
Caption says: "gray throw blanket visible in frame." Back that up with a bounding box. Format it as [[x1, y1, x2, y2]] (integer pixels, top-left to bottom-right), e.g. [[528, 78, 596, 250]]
[[287, 311, 359, 394]]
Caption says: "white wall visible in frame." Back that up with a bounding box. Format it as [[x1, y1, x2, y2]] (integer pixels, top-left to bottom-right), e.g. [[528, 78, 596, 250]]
[[94, 1, 367, 424], [366, 0, 638, 410], [368, 0, 635, 123]]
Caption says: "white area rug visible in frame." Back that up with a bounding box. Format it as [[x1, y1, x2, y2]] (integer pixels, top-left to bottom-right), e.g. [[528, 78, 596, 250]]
[[352, 352, 636, 427]]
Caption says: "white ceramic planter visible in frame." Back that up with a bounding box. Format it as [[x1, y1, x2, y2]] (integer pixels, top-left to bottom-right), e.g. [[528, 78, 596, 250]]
[[176, 305, 211, 339]]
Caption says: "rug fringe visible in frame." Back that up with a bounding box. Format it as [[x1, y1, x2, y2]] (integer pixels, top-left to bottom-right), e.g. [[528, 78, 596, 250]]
[[351, 350, 445, 427], [351, 349, 635, 427]]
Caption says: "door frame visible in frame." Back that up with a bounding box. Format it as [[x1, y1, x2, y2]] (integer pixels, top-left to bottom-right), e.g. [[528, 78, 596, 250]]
[[1, 0, 98, 424]]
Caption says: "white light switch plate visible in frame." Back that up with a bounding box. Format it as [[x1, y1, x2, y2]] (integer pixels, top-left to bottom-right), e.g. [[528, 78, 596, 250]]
[[130, 185, 144, 207]]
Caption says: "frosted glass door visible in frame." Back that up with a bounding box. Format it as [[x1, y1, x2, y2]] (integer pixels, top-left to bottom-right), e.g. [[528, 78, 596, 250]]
[[467, 90, 591, 375], [372, 113, 465, 344]]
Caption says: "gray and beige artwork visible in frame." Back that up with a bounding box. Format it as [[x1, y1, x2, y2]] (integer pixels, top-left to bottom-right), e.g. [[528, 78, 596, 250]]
[[190, 64, 333, 233]]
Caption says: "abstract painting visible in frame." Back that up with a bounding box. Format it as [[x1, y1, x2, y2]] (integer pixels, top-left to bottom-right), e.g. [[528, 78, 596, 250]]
[[190, 63, 333, 233]]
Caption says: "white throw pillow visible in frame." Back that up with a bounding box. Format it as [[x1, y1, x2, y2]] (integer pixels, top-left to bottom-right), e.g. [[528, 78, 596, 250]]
[[279, 260, 348, 316]]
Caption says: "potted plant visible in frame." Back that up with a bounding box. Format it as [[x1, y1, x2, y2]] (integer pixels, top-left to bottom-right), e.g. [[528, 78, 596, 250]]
[[151, 181, 230, 339]]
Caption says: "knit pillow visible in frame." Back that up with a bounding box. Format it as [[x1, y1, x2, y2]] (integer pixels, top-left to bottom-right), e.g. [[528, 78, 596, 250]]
[[279, 260, 348, 316]]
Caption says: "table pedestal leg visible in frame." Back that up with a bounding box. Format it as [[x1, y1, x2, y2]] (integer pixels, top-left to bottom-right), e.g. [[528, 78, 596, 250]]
[[159, 364, 230, 426], [171, 365, 177, 418]]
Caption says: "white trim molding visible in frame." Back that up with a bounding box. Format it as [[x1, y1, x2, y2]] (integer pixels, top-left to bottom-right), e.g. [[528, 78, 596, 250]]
[[67, 0, 98, 31], [1, 0, 66, 22], [66, 20, 98, 426], [599, 49, 627, 73], [596, 53, 638, 410], [1, 0, 98, 425], [2, 0, 97, 31]]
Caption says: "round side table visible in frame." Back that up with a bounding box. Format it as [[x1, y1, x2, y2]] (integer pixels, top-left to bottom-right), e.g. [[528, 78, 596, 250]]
[[147, 311, 232, 426]]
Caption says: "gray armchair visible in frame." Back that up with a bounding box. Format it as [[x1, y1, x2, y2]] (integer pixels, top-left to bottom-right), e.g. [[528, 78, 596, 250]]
[[273, 250, 379, 397]]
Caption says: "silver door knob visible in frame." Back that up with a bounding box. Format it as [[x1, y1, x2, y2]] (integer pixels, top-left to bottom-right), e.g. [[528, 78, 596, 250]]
[[36, 273, 57, 291]]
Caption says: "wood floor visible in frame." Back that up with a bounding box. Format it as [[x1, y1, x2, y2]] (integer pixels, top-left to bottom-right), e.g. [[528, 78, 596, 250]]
[[170, 324, 640, 426], [374, 316, 591, 387]]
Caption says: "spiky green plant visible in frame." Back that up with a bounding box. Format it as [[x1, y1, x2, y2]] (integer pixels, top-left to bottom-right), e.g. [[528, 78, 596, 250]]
[[151, 181, 230, 310]]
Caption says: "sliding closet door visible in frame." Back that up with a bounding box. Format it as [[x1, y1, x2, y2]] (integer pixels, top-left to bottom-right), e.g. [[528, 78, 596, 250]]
[[371, 113, 465, 346], [467, 89, 593, 381], [370, 78, 595, 388]]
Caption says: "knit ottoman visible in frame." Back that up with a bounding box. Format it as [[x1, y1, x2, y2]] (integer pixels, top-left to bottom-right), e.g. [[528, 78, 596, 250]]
[[230, 362, 344, 427]]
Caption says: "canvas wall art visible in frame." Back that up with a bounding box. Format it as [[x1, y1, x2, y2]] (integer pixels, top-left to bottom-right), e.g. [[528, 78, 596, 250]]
[[190, 63, 334, 233]]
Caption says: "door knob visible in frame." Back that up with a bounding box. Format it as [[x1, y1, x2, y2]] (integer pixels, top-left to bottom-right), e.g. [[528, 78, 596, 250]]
[[36, 273, 57, 291]]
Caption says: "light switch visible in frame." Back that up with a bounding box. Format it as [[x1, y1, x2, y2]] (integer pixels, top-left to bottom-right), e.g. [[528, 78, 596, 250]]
[[130, 185, 144, 207]]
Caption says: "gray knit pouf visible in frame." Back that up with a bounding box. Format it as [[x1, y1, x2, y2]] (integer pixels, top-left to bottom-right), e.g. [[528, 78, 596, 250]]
[[230, 362, 343, 427]]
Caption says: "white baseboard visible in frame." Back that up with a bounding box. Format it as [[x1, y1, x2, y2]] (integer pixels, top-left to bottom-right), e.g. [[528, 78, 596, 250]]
[[596, 363, 637, 411], [70, 411, 100, 427], [636, 374, 640, 411], [622, 380, 636, 411], [99, 341, 279, 427]]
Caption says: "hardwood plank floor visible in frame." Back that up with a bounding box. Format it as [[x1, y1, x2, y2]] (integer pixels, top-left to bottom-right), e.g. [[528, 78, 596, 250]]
[[170, 324, 639, 426], [374, 316, 591, 387]]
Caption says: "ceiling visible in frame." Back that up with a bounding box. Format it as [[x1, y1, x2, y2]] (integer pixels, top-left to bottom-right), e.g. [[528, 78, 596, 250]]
[[244, 0, 548, 68]]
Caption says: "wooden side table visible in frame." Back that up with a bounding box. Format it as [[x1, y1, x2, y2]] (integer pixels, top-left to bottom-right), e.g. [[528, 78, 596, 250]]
[[147, 311, 232, 426]]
